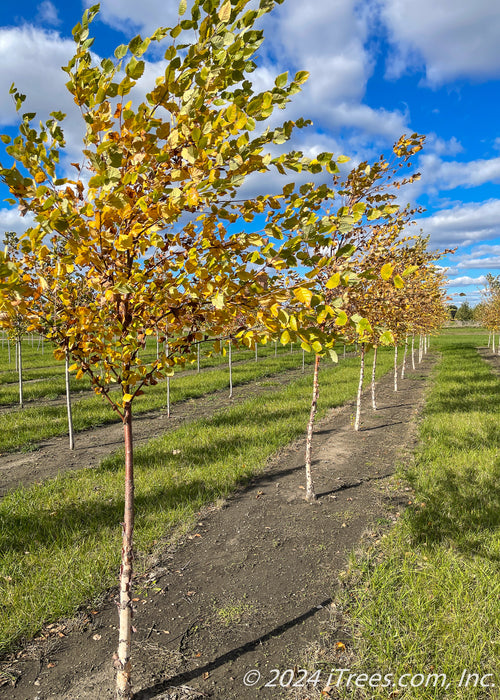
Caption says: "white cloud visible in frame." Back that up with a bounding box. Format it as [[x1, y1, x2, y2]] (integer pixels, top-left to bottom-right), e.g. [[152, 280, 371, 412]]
[[381, 0, 500, 84], [0, 26, 75, 127], [415, 154, 500, 195], [417, 199, 500, 248], [0, 208, 34, 238], [37, 1, 61, 27], [83, 0, 180, 36], [447, 275, 487, 287]]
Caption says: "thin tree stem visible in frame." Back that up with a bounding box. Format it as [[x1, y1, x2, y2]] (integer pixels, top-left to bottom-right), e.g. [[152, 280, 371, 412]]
[[304, 354, 320, 502], [115, 403, 134, 700], [18, 339, 23, 408], [229, 339, 233, 398], [371, 344, 377, 410], [394, 345, 398, 391], [401, 335, 408, 379], [65, 350, 74, 450], [354, 343, 365, 431]]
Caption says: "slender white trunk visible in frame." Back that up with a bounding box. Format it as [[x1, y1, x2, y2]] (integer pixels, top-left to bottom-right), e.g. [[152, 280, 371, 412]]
[[166, 334, 170, 418], [401, 336, 408, 379], [274, 339, 277, 357], [411, 334, 415, 370], [115, 404, 134, 700], [302, 348, 305, 373], [343, 343, 346, 359], [65, 350, 74, 450], [304, 355, 320, 502], [228, 339, 233, 398], [290, 342, 293, 354], [418, 335, 423, 363], [197, 343, 200, 373], [41, 335, 44, 355], [354, 344, 365, 431], [18, 339, 23, 408], [371, 345, 377, 411], [7, 337, 11, 365], [394, 345, 398, 392], [488, 331, 491, 348]]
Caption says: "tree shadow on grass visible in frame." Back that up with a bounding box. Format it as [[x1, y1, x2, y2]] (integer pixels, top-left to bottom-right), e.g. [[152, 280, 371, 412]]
[[404, 460, 500, 561]]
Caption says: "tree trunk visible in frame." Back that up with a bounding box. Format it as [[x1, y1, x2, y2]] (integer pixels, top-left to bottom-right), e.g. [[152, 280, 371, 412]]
[[411, 334, 415, 370], [228, 339, 233, 398], [290, 342, 293, 354], [197, 343, 200, 373], [354, 343, 365, 431], [255, 344, 258, 362], [418, 335, 423, 363], [488, 331, 491, 348], [7, 337, 11, 365], [371, 344, 377, 410], [343, 343, 346, 359], [401, 335, 408, 379], [394, 345, 398, 391], [274, 339, 277, 357], [115, 403, 135, 700], [18, 339, 23, 408], [493, 333, 496, 354], [65, 350, 74, 450], [304, 355, 320, 502], [302, 347, 305, 373], [166, 335, 171, 418]]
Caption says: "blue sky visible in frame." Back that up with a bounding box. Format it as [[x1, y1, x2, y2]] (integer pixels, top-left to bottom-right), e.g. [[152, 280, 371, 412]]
[[0, 0, 499, 307]]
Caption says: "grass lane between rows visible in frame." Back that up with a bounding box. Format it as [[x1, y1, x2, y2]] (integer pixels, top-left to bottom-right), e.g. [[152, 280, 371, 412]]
[[0, 349, 317, 453], [313, 329, 499, 699], [0, 347, 395, 656]]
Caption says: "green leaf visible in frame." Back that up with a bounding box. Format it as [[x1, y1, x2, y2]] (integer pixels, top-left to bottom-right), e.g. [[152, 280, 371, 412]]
[[327, 348, 338, 363], [335, 310, 348, 326], [179, 0, 187, 16], [114, 44, 128, 60], [402, 265, 419, 277], [294, 70, 309, 84], [294, 287, 313, 306], [275, 72, 288, 88], [325, 272, 340, 289], [280, 329, 291, 345], [380, 263, 393, 281], [126, 56, 145, 80], [393, 274, 404, 289]]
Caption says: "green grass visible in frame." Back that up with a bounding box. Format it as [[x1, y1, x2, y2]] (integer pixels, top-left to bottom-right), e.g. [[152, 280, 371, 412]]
[[325, 329, 500, 699], [0, 350, 320, 452], [0, 337, 324, 405], [0, 346, 393, 655]]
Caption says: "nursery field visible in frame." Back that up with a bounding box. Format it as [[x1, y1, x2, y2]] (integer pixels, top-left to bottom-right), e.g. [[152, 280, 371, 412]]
[[0, 328, 498, 700]]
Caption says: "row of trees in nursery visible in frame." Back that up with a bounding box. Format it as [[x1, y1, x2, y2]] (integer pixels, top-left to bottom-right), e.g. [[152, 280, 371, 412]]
[[476, 274, 500, 351], [0, 1, 450, 698]]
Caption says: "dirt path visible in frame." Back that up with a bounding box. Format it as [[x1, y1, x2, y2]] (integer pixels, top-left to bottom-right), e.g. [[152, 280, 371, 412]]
[[0, 365, 314, 498], [0, 352, 436, 700]]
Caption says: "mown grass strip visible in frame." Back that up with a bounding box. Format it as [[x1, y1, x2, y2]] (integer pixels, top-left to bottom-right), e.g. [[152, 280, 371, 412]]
[[0, 339, 312, 406], [333, 330, 499, 699], [0, 351, 319, 453], [0, 347, 394, 655]]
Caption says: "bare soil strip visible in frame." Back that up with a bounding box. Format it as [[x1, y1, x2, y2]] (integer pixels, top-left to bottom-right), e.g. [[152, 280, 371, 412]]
[[0, 354, 435, 700], [0, 365, 312, 498]]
